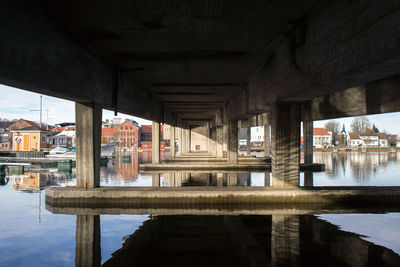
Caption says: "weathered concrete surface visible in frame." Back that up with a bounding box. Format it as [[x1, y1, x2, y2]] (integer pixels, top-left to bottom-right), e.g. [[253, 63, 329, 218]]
[[46, 186, 400, 206], [47, 204, 400, 216], [271, 102, 300, 188], [228, 122, 238, 164], [76, 103, 102, 189], [303, 120, 313, 164]]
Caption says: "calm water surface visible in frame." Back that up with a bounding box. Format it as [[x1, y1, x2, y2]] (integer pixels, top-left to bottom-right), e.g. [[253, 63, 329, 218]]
[[1, 151, 400, 266]]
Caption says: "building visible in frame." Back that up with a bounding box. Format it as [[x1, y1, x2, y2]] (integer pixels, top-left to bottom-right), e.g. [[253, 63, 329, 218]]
[[116, 120, 140, 148], [348, 133, 389, 147], [101, 127, 117, 144], [313, 128, 332, 148], [11, 126, 52, 151], [51, 128, 76, 148], [140, 124, 167, 150], [0, 128, 10, 151]]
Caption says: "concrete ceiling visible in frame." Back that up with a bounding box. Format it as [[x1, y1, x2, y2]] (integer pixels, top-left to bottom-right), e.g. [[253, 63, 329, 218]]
[[37, 0, 321, 122]]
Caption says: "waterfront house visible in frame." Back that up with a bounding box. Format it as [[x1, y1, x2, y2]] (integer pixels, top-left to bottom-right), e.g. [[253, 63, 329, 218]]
[[11, 126, 52, 151], [51, 128, 76, 148], [313, 128, 332, 148], [348, 133, 388, 147], [116, 119, 140, 148]]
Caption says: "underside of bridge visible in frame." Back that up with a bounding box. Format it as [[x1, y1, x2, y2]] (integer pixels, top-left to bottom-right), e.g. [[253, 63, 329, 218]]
[[2, 0, 400, 189]]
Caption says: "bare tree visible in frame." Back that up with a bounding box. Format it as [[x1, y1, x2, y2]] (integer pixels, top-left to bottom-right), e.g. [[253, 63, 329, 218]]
[[324, 120, 340, 143], [350, 117, 371, 133]]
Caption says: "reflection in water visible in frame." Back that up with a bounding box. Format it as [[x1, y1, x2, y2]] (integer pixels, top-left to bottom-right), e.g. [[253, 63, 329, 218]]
[[11, 171, 75, 191], [313, 152, 400, 185], [76, 214, 400, 267]]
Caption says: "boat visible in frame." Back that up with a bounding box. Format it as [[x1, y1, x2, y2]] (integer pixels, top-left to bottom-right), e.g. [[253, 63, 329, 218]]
[[101, 142, 116, 157], [46, 142, 116, 159]]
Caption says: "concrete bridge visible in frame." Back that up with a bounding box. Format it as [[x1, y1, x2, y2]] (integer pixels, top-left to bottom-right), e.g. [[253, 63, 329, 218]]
[[3, 1, 400, 197]]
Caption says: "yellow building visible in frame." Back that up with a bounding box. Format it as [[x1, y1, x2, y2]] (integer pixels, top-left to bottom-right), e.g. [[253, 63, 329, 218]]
[[11, 126, 52, 151]]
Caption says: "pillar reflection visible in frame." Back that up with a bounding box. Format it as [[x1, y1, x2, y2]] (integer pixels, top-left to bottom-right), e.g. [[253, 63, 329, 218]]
[[75, 215, 101, 267]]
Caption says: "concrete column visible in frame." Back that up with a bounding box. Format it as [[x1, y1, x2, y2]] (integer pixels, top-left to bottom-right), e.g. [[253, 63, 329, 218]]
[[271, 215, 299, 266], [264, 171, 270, 186], [152, 173, 160, 187], [304, 172, 313, 187], [228, 121, 238, 164], [264, 124, 271, 157], [228, 172, 238, 186], [76, 103, 102, 189], [176, 126, 182, 157], [217, 173, 224, 186], [246, 127, 251, 155], [75, 215, 101, 267], [223, 124, 228, 157], [170, 125, 175, 158], [303, 120, 313, 164], [271, 102, 300, 188], [152, 121, 160, 164], [208, 126, 217, 156], [216, 126, 223, 158]]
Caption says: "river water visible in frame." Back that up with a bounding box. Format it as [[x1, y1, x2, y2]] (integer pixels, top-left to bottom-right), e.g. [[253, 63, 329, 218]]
[[1, 151, 400, 266]]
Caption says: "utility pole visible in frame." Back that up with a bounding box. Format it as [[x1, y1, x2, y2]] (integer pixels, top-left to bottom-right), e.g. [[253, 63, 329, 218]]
[[29, 95, 43, 128]]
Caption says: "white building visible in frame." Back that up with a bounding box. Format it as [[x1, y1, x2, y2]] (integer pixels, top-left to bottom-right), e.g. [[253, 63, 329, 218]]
[[50, 129, 76, 148], [313, 128, 332, 148], [348, 133, 388, 147]]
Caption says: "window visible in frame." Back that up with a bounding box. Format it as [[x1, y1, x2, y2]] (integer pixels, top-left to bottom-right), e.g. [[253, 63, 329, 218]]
[[126, 126, 128, 130]]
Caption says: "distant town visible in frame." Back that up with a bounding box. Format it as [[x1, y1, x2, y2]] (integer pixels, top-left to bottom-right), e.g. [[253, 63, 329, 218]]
[[0, 116, 399, 153]]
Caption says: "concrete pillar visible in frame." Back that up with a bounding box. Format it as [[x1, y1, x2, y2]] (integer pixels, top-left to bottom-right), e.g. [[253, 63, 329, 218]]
[[271, 215, 299, 266], [303, 120, 313, 164], [176, 126, 182, 157], [209, 126, 217, 156], [75, 215, 101, 267], [264, 171, 270, 186], [216, 126, 223, 158], [170, 125, 175, 158], [228, 172, 238, 186], [152, 173, 160, 187], [223, 124, 228, 157], [304, 172, 313, 187], [76, 103, 102, 189], [217, 173, 224, 186], [246, 127, 251, 155], [271, 102, 300, 188], [264, 125, 271, 157], [152, 121, 160, 164], [228, 121, 238, 164]]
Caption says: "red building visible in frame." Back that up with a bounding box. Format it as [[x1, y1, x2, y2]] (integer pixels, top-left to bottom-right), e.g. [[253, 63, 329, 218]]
[[101, 127, 116, 144], [140, 124, 167, 150], [116, 120, 140, 148]]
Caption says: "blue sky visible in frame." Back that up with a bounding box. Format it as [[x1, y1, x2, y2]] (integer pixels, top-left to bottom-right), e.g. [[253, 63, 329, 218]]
[[0, 83, 400, 134]]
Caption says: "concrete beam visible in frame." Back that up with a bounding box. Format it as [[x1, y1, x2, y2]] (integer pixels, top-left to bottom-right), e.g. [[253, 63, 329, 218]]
[[308, 74, 400, 121], [76, 103, 102, 189], [0, 1, 164, 122], [228, 0, 400, 121]]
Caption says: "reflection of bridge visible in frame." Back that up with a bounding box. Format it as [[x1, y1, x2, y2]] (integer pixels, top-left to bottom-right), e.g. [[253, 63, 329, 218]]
[[70, 211, 400, 267]]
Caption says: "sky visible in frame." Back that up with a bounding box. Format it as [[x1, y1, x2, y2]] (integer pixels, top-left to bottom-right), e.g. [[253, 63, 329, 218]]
[[0, 83, 400, 134]]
